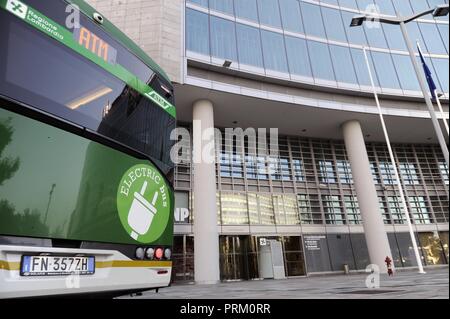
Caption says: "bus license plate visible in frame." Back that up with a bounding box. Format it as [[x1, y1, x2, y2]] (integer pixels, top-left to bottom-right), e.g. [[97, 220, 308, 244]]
[[20, 256, 95, 276]]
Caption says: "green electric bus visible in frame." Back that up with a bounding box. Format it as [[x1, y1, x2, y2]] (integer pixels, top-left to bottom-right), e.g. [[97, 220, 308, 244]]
[[0, 0, 176, 298]]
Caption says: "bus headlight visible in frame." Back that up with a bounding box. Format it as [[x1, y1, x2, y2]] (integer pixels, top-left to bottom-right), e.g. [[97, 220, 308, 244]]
[[164, 248, 172, 260], [135, 247, 145, 260], [146, 247, 155, 260]]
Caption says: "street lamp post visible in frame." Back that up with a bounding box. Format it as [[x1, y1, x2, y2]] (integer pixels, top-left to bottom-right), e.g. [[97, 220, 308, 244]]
[[350, 4, 449, 168], [350, 4, 449, 274]]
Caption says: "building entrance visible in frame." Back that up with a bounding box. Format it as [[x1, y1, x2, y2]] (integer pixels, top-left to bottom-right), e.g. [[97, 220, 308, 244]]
[[219, 236, 259, 281]]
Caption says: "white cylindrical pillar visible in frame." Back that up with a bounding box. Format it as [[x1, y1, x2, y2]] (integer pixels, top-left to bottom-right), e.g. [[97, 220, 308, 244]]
[[192, 99, 220, 284], [342, 120, 393, 273]]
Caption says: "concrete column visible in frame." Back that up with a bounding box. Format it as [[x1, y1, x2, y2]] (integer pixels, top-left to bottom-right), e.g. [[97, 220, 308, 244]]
[[192, 100, 220, 284], [342, 120, 393, 273]]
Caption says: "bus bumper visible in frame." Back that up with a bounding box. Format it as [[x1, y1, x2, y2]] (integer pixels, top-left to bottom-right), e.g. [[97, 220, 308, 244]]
[[0, 245, 172, 298]]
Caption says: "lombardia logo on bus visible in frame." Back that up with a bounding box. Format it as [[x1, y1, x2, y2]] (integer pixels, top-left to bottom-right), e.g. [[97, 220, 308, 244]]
[[117, 164, 171, 243]]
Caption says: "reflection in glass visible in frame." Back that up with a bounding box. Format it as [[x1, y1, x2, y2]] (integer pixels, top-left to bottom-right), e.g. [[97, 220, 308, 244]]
[[259, 194, 275, 225], [273, 194, 300, 225], [220, 193, 249, 225], [418, 232, 446, 265]]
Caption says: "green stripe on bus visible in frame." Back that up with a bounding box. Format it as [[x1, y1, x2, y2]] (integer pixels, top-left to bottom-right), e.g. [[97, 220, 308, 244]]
[[0, 0, 176, 118]]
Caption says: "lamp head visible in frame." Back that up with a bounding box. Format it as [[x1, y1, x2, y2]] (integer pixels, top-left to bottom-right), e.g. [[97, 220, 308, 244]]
[[350, 14, 366, 27], [223, 60, 232, 68], [432, 4, 449, 17]]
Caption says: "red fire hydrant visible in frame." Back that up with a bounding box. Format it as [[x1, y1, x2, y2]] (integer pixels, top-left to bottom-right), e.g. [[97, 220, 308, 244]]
[[385, 256, 394, 276]]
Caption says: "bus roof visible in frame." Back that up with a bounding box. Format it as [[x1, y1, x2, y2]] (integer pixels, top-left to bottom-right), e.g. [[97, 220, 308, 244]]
[[66, 0, 171, 83]]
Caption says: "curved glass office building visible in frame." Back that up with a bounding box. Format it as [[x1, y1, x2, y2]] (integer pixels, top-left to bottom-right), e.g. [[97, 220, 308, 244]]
[[88, 0, 449, 283]]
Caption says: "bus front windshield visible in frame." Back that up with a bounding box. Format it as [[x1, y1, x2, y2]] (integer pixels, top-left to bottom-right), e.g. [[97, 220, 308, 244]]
[[0, 11, 175, 175]]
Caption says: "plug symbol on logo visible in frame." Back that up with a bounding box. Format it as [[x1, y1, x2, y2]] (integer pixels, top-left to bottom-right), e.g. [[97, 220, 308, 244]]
[[127, 181, 159, 240]]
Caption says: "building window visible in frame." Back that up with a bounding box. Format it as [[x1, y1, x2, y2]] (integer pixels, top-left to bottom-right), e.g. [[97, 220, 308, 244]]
[[279, 0, 303, 33], [260, 30, 289, 73], [209, 0, 234, 15], [210, 16, 238, 61], [322, 195, 345, 225], [259, 194, 276, 225], [399, 162, 420, 185], [186, 9, 210, 55], [245, 155, 257, 179], [344, 195, 361, 225], [247, 193, 275, 225], [409, 196, 432, 225], [292, 159, 305, 182], [318, 160, 336, 184], [379, 196, 391, 224], [329, 45, 358, 85], [285, 36, 312, 78], [337, 160, 353, 184], [440, 162, 449, 185], [269, 157, 291, 181], [380, 161, 397, 185], [273, 194, 300, 225], [234, 0, 258, 22], [298, 194, 312, 224], [371, 51, 401, 90], [370, 162, 381, 184], [236, 24, 264, 68], [220, 193, 249, 225], [257, 156, 269, 180], [429, 195, 449, 224], [300, 2, 326, 38], [257, 0, 282, 28], [388, 196, 405, 224], [321, 7, 347, 42], [308, 41, 336, 82]]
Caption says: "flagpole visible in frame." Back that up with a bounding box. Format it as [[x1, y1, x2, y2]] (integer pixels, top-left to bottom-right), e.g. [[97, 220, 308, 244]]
[[434, 89, 449, 136], [362, 47, 426, 274]]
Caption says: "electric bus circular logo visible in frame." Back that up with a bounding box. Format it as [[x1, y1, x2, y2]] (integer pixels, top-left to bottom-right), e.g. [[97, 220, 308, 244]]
[[117, 164, 170, 243]]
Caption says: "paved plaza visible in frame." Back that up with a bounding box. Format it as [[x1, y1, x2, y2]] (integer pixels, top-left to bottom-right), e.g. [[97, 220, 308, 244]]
[[121, 267, 449, 299]]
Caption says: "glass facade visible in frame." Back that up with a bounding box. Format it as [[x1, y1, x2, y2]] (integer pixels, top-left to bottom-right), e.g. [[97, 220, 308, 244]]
[[186, 0, 449, 95], [174, 129, 449, 226]]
